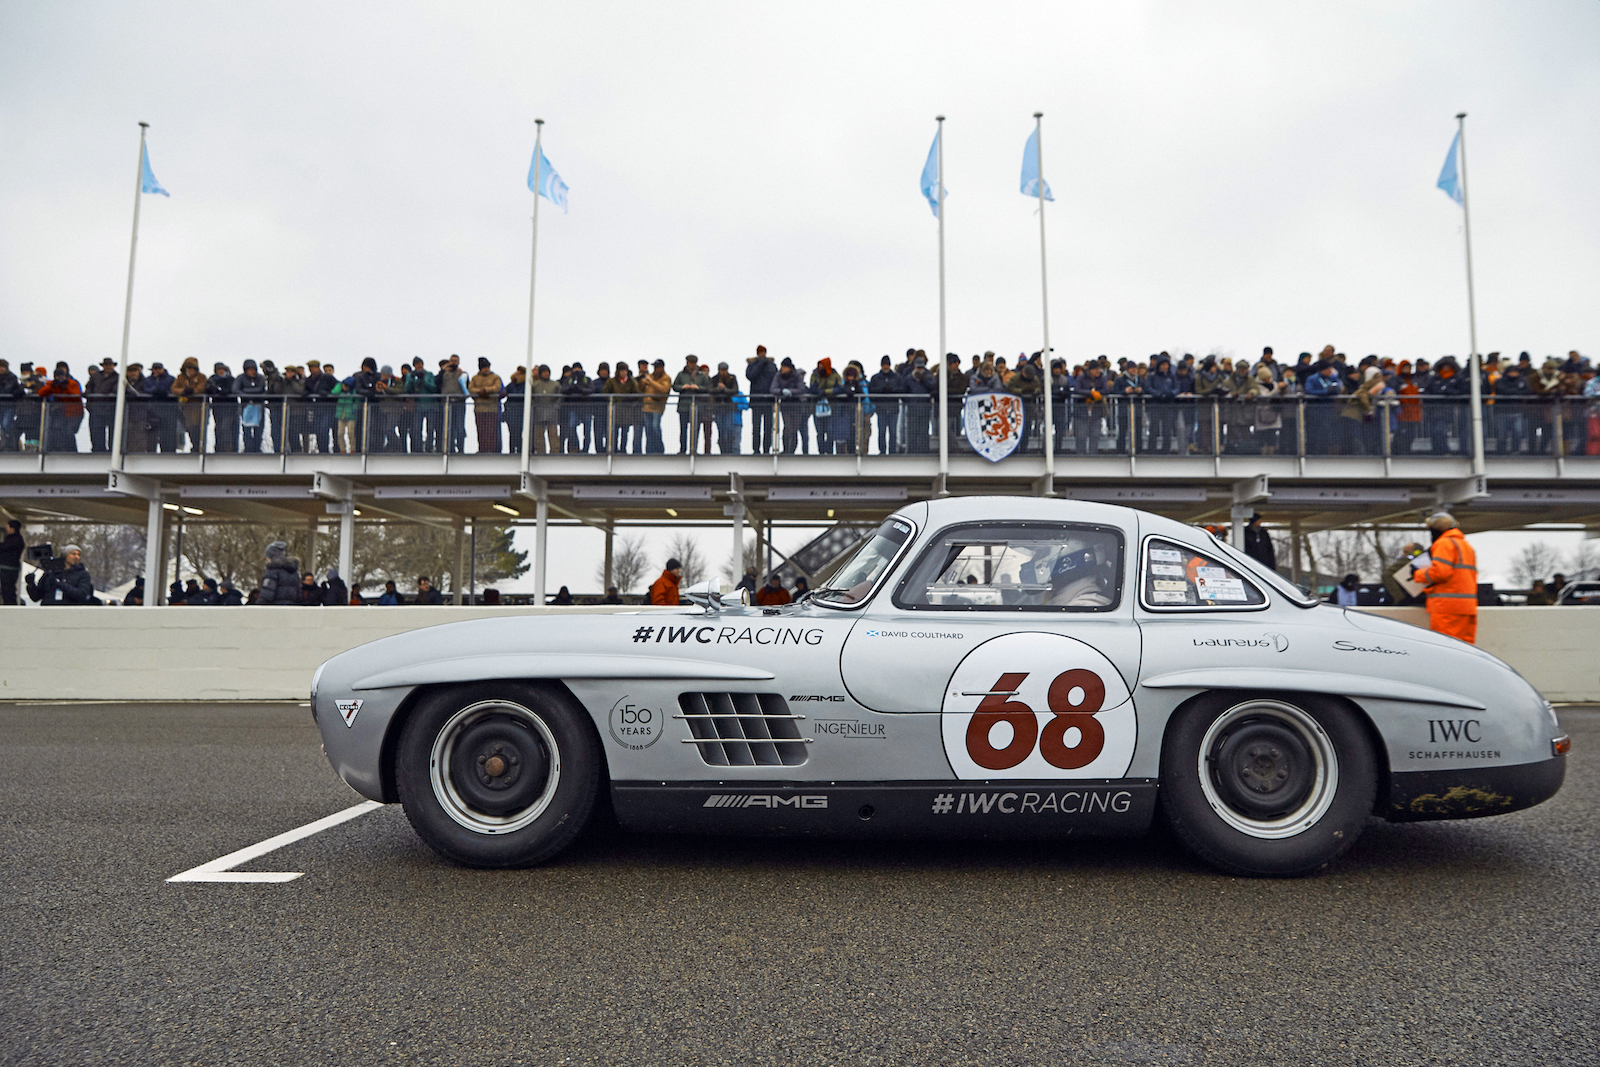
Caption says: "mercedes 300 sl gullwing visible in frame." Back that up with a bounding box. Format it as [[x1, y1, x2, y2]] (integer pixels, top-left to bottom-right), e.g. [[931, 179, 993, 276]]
[[311, 497, 1568, 876]]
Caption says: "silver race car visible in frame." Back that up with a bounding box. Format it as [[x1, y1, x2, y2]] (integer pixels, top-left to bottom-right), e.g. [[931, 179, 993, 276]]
[[311, 497, 1568, 876]]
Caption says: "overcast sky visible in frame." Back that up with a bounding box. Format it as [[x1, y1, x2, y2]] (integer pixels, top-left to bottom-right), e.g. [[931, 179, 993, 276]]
[[3, 1, 1597, 590]]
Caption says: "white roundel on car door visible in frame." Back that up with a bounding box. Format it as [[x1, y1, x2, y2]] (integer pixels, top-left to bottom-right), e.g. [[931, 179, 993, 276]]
[[941, 632, 1136, 780]]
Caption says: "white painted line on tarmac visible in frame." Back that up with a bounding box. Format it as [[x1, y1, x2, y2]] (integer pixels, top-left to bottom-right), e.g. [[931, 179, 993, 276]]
[[167, 800, 382, 883]]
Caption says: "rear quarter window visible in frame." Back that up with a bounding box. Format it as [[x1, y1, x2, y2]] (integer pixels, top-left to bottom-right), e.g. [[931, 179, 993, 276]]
[[1141, 537, 1267, 612]]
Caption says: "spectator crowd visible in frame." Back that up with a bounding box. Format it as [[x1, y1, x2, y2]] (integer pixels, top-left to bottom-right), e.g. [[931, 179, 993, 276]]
[[2, 344, 1591, 459]]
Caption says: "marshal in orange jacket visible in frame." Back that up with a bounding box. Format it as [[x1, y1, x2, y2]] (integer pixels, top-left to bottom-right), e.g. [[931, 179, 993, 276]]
[[1412, 526, 1478, 643]]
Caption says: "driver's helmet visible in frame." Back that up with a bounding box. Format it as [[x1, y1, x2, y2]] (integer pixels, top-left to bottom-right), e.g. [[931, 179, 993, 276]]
[[1020, 538, 1097, 591]]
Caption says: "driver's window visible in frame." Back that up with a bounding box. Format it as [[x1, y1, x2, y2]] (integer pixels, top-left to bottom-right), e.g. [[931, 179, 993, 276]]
[[893, 523, 1123, 611], [1141, 538, 1266, 610]]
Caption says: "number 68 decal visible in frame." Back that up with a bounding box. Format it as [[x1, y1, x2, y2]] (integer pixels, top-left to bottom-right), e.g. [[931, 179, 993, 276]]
[[941, 633, 1136, 780]]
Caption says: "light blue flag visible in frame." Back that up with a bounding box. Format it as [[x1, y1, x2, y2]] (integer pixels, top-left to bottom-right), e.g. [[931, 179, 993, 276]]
[[141, 144, 169, 197], [527, 143, 569, 212], [1437, 131, 1462, 205], [920, 130, 946, 217], [1020, 128, 1053, 201]]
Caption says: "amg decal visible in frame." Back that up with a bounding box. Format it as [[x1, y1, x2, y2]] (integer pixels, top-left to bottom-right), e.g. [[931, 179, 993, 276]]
[[790, 695, 847, 702], [702, 794, 829, 809]]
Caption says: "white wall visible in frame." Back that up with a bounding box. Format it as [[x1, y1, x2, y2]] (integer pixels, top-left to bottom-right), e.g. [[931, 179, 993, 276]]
[[0, 606, 653, 702], [2, 605, 1596, 704]]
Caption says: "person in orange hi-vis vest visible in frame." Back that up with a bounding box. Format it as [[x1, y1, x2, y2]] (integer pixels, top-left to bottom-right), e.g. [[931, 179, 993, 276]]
[[1413, 512, 1478, 643]]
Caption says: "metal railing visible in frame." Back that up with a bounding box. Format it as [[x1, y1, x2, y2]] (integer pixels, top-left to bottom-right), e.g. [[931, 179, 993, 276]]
[[2, 392, 1595, 460]]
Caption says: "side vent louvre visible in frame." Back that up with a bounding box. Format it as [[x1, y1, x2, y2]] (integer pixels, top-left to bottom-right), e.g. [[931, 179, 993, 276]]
[[676, 693, 810, 767]]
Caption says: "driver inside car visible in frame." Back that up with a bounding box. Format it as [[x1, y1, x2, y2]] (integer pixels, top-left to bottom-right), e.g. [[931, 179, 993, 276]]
[[1023, 539, 1111, 608]]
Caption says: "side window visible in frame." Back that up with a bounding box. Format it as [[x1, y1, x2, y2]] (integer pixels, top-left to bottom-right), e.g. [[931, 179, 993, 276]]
[[893, 523, 1123, 612], [1142, 538, 1266, 610]]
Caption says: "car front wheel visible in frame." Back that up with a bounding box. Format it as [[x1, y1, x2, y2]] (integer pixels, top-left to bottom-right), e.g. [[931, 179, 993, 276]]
[[1160, 692, 1376, 876], [395, 682, 601, 868]]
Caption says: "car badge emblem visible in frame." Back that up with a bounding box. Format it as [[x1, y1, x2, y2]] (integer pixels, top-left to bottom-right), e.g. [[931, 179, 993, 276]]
[[336, 699, 363, 727], [962, 391, 1025, 462]]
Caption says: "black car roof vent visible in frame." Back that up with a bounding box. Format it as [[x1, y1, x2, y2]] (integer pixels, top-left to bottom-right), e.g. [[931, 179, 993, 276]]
[[676, 692, 810, 767]]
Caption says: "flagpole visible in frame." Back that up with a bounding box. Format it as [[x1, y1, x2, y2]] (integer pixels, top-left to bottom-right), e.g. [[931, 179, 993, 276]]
[[935, 115, 949, 495], [1034, 113, 1054, 488], [520, 119, 543, 478], [110, 123, 149, 471], [1455, 112, 1485, 476]]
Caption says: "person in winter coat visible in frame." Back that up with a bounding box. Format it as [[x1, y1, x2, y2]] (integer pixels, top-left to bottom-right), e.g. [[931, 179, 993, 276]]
[[601, 363, 643, 454], [469, 357, 503, 453], [169, 358, 208, 453], [217, 580, 244, 606], [771, 358, 810, 454], [26, 544, 98, 605], [745, 345, 778, 454], [258, 541, 303, 605], [672, 355, 712, 454], [902, 356, 936, 455], [708, 362, 742, 454], [1427, 357, 1469, 455], [436, 355, 468, 454], [754, 573, 791, 606], [84, 358, 119, 453], [828, 363, 868, 454], [235, 360, 268, 452], [1145, 355, 1180, 453], [1242, 513, 1276, 570], [414, 576, 444, 604], [321, 567, 350, 606], [869, 356, 904, 455], [1412, 512, 1478, 643], [649, 558, 683, 606]]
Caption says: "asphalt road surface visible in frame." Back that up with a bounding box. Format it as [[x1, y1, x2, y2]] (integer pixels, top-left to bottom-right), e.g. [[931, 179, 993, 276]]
[[2, 702, 1596, 1067]]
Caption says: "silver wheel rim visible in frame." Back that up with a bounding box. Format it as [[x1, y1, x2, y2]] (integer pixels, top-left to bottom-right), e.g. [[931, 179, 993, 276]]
[[1197, 699, 1338, 840], [429, 700, 561, 835]]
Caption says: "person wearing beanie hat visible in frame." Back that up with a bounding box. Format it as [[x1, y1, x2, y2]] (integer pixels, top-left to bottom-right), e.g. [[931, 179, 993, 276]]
[[25, 542, 97, 605], [237, 357, 270, 452], [649, 557, 683, 606], [745, 344, 777, 454], [469, 356, 504, 453], [771, 356, 808, 453]]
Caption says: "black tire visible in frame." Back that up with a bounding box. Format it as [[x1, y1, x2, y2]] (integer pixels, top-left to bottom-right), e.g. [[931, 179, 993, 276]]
[[395, 682, 601, 868], [1159, 692, 1376, 877]]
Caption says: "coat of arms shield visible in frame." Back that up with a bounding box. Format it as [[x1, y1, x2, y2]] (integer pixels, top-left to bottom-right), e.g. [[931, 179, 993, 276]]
[[962, 391, 1025, 462]]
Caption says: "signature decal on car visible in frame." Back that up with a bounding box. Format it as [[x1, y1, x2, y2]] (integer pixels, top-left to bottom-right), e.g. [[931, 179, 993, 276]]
[[929, 789, 1135, 815], [813, 719, 886, 739], [608, 696, 664, 750], [1333, 640, 1408, 655], [703, 794, 828, 809], [1191, 632, 1288, 652], [862, 629, 965, 639], [335, 699, 363, 727], [630, 625, 824, 646]]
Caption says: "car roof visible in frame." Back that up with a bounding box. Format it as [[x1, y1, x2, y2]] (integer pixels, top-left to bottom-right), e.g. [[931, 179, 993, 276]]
[[904, 495, 1206, 545]]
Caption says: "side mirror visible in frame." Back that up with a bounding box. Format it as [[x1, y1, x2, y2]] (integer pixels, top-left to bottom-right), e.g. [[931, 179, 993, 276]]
[[682, 579, 746, 611]]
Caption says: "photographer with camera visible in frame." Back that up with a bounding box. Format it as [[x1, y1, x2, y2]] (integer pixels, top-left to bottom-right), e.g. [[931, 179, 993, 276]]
[[25, 542, 98, 606], [1, 519, 23, 605]]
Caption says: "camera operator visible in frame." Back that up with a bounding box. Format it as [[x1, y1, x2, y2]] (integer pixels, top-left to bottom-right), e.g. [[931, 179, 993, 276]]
[[1, 519, 23, 605], [25, 543, 99, 605]]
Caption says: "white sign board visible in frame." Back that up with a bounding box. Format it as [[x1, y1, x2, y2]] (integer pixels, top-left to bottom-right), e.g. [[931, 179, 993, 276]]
[[1268, 487, 1412, 504], [1479, 489, 1600, 507], [372, 486, 514, 500], [572, 485, 715, 502], [0, 485, 116, 498], [180, 486, 313, 499], [765, 486, 908, 502], [1060, 487, 1206, 503]]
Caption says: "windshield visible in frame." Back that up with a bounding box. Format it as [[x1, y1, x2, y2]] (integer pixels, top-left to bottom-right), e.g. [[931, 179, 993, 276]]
[[1206, 533, 1319, 608], [812, 518, 915, 606]]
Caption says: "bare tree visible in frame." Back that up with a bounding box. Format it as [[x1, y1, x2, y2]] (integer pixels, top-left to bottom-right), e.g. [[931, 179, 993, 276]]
[[1566, 539, 1600, 581], [664, 532, 707, 587], [600, 535, 650, 594], [1510, 541, 1562, 589], [720, 536, 759, 583]]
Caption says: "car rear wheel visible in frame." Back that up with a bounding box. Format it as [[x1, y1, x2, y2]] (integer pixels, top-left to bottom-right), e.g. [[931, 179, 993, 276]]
[[395, 682, 601, 868], [1160, 692, 1376, 876]]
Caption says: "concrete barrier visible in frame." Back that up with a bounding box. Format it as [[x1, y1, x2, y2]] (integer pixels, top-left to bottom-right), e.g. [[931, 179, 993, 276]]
[[0, 606, 656, 702], [2, 605, 1596, 703]]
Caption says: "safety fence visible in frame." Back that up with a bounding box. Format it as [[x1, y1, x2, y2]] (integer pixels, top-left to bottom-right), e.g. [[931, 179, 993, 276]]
[[3, 393, 1597, 460]]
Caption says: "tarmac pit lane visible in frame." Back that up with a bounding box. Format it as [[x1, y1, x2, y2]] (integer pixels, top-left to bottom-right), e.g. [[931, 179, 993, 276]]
[[2, 702, 1597, 1067]]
